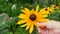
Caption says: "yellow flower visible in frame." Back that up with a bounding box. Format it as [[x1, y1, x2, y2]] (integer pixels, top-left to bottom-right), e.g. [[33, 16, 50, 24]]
[[39, 8, 52, 15], [17, 5, 48, 34], [50, 4, 58, 10]]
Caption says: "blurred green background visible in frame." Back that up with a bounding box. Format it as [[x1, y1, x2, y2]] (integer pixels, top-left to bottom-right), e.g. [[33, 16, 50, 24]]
[[0, 0, 60, 34]]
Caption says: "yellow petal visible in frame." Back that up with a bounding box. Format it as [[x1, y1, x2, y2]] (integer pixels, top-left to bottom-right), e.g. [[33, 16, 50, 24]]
[[38, 19, 49, 22], [31, 9, 35, 13], [29, 24, 34, 34], [21, 8, 31, 16], [41, 12, 50, 15], [48, 7, 53, 11], [45, 12, 49, 14], [17, 20, 26, 24], [20, 23, 27, 27], [24, 8, 30, 12], [42, 15, 48, 17], [26, 22, 31, 30], [18, 14, 27, 19], [24, 8, 31, 15], [36, 5, 39, 12]]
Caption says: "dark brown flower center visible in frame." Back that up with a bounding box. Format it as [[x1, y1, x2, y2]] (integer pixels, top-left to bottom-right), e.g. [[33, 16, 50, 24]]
[[54, 6, 56, 8], [49, 11, 51, 13], [30, 14, 36, 21], [45, 8, 48, 11]]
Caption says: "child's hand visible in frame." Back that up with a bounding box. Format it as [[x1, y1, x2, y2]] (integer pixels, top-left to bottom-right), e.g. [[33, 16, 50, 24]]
[[37, 20, 60, 34]]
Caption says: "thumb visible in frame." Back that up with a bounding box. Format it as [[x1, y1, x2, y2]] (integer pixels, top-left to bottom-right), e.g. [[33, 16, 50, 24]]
[[37, 22, 47, 26], [37, 20, 55, 29], [37, 22, 48, 28]]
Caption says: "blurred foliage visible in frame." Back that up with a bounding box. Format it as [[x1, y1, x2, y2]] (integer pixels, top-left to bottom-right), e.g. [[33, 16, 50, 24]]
[[0, 0, 60, 34], [0, 0, 60, 17], [48, 10, 60, 21]]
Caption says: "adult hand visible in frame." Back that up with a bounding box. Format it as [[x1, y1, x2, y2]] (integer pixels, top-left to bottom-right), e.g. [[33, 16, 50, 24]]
[[37, 20, 60, 34]]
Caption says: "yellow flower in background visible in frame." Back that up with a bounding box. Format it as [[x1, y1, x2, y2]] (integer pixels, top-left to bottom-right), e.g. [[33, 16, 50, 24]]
[[39, 8, 52, 15], [50, 4, 59, 10], [39, 5, 58, 15], [17, 5, 48, 34], [50, 4, 60, 12]]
